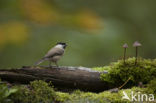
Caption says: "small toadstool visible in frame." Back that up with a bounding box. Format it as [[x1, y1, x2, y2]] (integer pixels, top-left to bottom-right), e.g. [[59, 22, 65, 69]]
[[133, 41, 142, 65], [123, 43, 128, 64]]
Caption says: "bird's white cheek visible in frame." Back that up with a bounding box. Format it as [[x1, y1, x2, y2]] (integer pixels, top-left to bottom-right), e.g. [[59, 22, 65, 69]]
[[55, 45, 64, 49]]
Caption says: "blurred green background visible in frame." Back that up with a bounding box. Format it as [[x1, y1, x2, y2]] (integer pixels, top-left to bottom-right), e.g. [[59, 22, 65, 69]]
[[0, 0, 156, 68]]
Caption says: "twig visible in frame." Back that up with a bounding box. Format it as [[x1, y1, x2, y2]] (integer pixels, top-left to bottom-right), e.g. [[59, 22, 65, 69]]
[[118, 77, 131, 89]]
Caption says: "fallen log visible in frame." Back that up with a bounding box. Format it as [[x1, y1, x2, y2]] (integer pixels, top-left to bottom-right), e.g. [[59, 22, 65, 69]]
[[0, 66, 113, 92]]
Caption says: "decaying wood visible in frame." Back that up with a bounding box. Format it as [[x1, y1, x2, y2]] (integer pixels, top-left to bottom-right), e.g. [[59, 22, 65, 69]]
[[0, 66, 113, 92]]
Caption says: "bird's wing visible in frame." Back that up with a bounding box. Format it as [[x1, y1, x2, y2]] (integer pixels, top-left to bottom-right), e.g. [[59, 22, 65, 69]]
[[44, 47, 64, 58]]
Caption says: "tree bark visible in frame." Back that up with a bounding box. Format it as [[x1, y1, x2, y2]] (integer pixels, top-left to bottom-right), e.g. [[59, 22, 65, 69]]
[[0, 66, 113, 92]]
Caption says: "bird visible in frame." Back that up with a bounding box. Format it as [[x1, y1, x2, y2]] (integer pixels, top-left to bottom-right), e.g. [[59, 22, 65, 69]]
[[35, 42, 67, 67]]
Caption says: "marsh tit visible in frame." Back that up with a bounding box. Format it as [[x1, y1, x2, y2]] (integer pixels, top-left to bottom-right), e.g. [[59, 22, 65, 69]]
[[35, 42, 67, 67]]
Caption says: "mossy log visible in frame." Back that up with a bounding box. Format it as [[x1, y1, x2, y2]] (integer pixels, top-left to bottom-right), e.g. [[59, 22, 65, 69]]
[[0, 66, 112, 92]]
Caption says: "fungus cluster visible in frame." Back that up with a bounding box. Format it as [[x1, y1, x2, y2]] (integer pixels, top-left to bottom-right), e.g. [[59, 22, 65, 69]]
[[122, 41, 142, 65]]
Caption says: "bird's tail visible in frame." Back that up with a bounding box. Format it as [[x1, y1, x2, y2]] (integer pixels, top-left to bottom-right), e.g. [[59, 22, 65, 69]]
[[34, 58, 45, 65]]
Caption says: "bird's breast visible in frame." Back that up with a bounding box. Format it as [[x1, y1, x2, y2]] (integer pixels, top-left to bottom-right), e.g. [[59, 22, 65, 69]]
[[50, 55, 62, 62]]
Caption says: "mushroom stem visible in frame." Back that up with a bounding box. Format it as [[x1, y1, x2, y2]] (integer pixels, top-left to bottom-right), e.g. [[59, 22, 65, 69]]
[[135, 47, 138, 65], [133, 41, 141, 65], [123, 43, 128, 64], [123, 48, 127, 64]]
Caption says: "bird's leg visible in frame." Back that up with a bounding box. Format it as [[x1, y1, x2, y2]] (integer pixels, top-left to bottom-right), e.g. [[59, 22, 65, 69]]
[[49, 61, 52, 68], [55, 62, 59, 67]]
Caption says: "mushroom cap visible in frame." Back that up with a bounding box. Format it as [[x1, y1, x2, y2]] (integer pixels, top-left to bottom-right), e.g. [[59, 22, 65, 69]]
[[133, 41, 142, 47], [123, 43, 128, 48]]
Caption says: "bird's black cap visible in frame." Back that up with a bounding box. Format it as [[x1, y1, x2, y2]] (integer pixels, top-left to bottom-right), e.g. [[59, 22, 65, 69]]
[[57, 42, 67, 46], [57, 42, 67, 49]]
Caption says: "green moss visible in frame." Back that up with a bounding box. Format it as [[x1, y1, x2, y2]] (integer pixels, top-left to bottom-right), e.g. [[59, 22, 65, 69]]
[[92, 66, 111, 72], [0, 79, 155, 103], [10, 80, 56, 103], [93, 58, 156, 87], [0, 79, 17, 103], [147, 79, 156, 95], [55, 87, 151, 103], [1, 57, 156, 103], [56, 92, 71, 102]]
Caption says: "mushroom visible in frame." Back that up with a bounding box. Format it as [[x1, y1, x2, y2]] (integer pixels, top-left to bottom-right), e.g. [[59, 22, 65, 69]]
[[133, 41, 142, 65], [123, 43, 128, 64]]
